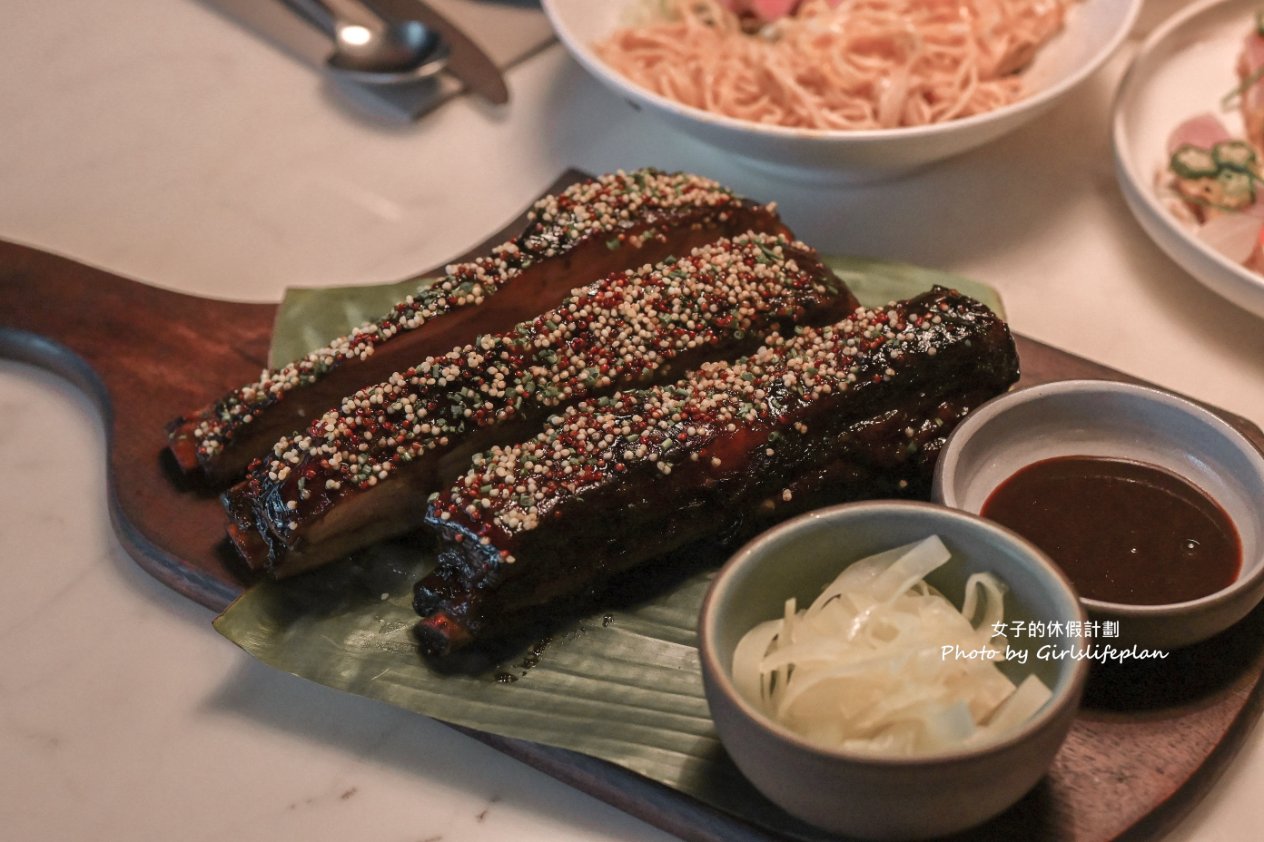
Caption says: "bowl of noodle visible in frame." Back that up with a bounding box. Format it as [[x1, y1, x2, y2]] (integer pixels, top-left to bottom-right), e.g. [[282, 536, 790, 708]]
[[542, 0, 1142, 182]]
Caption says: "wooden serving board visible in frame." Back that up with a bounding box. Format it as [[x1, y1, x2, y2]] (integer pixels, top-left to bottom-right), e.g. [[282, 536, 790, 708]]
[[3, 172, 1264, 842]]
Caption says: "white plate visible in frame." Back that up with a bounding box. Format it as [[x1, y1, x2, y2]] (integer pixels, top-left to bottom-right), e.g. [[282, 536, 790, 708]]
[[544, 0, 1140, 184], [1113, 0, 1264, 320]]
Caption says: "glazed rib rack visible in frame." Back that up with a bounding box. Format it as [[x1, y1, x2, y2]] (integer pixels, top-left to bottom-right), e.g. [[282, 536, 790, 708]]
[[168, 169, 790, 483], [414, 287, 1020, 654], [223, 232, 858, 576]]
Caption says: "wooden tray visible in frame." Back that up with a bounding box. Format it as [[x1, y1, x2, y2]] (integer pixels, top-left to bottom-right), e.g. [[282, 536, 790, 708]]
[[3, 172, 1263, 842]]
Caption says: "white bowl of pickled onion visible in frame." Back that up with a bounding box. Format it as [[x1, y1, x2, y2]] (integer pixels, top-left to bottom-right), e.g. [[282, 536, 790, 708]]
[[697, 501, 1088, 839], [542, 0, 1142, 183]]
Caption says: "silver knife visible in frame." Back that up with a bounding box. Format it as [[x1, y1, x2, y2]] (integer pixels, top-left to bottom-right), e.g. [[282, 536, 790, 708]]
[[368, 0, 509, 104]]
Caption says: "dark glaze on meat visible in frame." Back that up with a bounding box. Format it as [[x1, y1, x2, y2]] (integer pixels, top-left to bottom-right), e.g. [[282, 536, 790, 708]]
[[414, 288, 1020, 655], [222, 233, 858, 577], [166, 169, 790, 484]]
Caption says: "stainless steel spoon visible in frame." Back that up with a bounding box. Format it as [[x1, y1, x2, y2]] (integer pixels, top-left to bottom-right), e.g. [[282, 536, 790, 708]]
[[283, 0, 450, 84]]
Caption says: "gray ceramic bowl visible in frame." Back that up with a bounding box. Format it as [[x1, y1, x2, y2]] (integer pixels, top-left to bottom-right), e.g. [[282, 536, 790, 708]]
[[698, 501, 1089, 840], [934, 380, 1264, 650]]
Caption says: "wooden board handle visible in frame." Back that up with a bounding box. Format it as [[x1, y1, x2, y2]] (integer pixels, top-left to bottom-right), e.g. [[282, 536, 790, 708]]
[[0, 239, 277, 606]]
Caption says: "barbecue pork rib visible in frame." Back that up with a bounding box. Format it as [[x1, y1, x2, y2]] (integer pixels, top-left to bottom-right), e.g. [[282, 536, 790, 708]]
[[413, 288, 1020, 655], [167, 169, 790, 483], [223, 233, 858, 577]]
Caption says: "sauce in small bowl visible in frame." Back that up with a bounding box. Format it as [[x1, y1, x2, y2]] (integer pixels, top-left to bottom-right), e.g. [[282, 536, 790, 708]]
[[980, 455, 1241, 606], [933, 381, 1264, 650]]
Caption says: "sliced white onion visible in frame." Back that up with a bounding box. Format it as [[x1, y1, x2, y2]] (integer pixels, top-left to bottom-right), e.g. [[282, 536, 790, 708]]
[[805, 540, 922, 618], [731, 617, 782, 713], [731, 536, 1050, 756], [962, 571, 1008, 648], [979, 674, 1053, 735], [1198, 211, 1264, 264], [868, 534, 951, 603]]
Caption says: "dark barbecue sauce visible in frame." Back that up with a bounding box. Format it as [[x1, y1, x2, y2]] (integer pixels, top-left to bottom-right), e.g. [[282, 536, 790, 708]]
[[980, 456, 1241, 605]]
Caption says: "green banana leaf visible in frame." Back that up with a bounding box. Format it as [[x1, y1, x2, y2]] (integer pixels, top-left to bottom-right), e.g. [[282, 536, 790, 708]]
[[218, 257, 1004, 840]]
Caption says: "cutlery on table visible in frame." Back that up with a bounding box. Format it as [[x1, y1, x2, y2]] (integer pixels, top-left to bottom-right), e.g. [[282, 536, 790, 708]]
[[370, 0, 509, 104], [283, 0, 509, 104], [203, 0, 545, 118], [282, 0, 451, 84]]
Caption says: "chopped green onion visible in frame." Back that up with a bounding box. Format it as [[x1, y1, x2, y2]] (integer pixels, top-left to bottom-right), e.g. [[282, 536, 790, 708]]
[[1170, 144, 1218, 179], [1222, 63, 1264, 110], [1216, 169, 1256, 209], [1213, 140, 1258, 172]]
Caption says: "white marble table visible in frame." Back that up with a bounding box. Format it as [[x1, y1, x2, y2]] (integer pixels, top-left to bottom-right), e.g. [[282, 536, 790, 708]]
[[2, 1, 1262, 840]]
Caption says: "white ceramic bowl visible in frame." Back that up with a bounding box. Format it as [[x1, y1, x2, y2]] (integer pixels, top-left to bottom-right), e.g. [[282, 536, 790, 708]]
[[1112, 0, 1264, 320], [543, 0, 1141, 183], [933, 380, 1264, 650], [699, 501, 1088, 840]]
